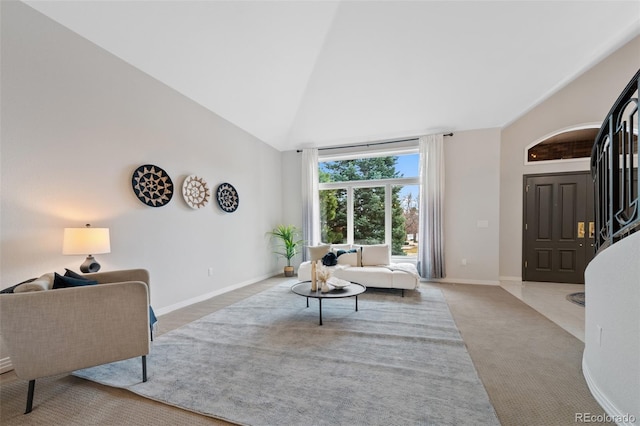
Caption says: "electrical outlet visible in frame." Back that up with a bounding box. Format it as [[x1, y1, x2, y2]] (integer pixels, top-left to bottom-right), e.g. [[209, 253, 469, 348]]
[[461, 258, 467, 266], [208, 267, 214, 277]]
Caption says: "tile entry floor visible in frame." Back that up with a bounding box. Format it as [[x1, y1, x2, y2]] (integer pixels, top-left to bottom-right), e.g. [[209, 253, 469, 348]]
[[499, 280, 586, 342]]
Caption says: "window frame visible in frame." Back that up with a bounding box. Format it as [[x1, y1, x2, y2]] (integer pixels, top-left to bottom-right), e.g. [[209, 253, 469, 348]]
[[523, 123, 600, 166], [318, 148, 419, 261]]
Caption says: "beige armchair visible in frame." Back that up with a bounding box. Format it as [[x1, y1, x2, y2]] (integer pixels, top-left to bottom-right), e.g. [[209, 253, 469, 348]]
[[0, 269, 151, 413]]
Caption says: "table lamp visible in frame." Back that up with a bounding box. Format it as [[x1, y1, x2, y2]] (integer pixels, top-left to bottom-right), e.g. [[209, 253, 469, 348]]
[[63, 224, 111, 273]]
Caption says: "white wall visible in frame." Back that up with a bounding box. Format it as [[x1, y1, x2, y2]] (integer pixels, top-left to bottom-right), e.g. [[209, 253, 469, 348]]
[[499, 34, 640, 280], [1, 1, 283, 312], [440, 129, 501, 284], [583, 232, 640, 422]]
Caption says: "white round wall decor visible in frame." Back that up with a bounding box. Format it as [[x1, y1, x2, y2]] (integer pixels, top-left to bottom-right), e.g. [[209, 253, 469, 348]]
[[216, 182, 239, 213], [182, 175, 211, 209]]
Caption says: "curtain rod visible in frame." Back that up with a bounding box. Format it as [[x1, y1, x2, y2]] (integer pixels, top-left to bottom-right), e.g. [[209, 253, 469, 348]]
[[296, 133, 453, 153]]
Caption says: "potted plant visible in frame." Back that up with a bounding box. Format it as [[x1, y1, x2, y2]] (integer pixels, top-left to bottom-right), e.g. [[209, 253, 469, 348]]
[[268, 224, 303, 277]]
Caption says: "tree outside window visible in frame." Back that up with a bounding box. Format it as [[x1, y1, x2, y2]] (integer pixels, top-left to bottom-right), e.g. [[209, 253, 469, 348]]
[[319, 156, 416, 256]]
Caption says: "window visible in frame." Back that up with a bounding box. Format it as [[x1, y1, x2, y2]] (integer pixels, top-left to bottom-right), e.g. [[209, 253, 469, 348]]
[[354, 186, 386, 245], [320, 188, 346, 244], [526, 128, 598, 162], [399, 184, 419, 253], [319, 151, 420, 260]]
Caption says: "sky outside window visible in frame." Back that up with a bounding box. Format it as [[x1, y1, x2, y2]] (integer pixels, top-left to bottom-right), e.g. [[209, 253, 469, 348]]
[[395, 153, 419, 198]]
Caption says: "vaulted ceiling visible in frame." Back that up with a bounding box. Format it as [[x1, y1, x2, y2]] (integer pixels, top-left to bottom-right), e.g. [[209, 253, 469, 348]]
[[23, 1, 640, 152]]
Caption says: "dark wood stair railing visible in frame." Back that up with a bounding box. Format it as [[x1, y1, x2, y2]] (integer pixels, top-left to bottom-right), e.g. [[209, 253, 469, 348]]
[[591, 68, 639, 254]]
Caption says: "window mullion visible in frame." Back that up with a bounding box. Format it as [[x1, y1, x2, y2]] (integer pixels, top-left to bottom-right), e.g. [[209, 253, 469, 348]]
[[347, 186, 354, 245], [319, 177, 418, 190], [385, 184, 392, 247]]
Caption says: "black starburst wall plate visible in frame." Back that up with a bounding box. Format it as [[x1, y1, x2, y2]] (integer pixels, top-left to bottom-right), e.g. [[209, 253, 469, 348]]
[[216, 182, 239, 213], [132, 164, 174, 207]]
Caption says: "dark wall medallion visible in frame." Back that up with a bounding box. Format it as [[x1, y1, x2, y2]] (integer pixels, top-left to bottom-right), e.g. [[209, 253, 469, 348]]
[[132, 164, 174, 207], [216, 182, 239, 213]]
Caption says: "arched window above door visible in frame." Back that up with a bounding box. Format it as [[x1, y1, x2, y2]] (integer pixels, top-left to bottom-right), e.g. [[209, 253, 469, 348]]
[[526, 127, 599, 163]]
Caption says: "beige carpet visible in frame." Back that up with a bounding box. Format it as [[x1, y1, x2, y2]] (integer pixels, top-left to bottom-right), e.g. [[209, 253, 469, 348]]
[[0, 277, 608, 425], [438, 283, 610, 426]]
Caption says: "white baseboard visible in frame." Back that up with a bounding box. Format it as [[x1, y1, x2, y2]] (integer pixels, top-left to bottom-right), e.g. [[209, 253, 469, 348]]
[[582, 355, 638, 426], [425, 277, 500, 286], [154, 273, 277, 316], [0, 356, 13, 374], [499, 276, 522, 282]]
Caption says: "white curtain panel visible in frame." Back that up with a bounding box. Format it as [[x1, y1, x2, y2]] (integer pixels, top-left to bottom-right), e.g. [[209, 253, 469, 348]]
[[301, 148, 320, 261], [418, 134, 446, 278]]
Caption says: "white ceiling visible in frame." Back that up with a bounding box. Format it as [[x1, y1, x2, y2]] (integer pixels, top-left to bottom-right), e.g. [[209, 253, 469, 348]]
[[23, 1, 640, 152]]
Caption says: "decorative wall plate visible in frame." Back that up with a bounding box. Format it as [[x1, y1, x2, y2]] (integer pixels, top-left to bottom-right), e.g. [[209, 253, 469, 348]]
[[182, 175, 210, 209], [216, 182, 239, 213], [132, 164, 173, 207]]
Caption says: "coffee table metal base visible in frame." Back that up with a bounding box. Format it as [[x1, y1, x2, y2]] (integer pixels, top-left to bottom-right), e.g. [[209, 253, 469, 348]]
[[291, 281, 366, 325]]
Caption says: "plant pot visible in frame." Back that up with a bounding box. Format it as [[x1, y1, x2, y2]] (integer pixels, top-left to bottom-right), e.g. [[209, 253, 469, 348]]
[[284, 266, 294, 277]]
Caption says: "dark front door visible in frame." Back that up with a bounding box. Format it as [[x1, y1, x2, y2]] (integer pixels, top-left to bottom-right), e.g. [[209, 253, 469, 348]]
[[523, 172, 595, 283]]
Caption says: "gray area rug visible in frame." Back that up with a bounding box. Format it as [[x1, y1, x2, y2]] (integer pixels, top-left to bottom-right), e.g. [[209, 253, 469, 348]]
[[75, 283, 499, 425]]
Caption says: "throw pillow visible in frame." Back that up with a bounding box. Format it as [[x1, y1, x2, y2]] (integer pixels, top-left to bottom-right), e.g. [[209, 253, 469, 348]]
[[361, 244, 390, 266], [330, 244, 352, 252], [322, 252, 338, 266], [0, 278, 37, 294], [52, 273, 98, 289], [337, 252, 358, 266], [351, 246, 364, 266], [64, 268, 88, 280], [14, 283, 47, 293], [149, 306, 158, 326], [14, 273, 55, 292]]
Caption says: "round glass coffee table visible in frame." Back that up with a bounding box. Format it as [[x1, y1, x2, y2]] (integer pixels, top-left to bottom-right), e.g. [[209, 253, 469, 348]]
[[291, 281, 366, 325]]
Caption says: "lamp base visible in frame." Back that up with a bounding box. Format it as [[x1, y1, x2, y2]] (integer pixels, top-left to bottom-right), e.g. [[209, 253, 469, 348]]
[[80, 255, 101, 273]]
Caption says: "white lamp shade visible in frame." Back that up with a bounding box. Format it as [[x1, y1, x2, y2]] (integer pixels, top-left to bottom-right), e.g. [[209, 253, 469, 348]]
[[308, 244, 330, 262], [63, 228, 111, 255]]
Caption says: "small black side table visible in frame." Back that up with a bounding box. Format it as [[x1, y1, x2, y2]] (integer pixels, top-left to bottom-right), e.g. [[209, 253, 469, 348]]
[[291, 281, 366, 325]]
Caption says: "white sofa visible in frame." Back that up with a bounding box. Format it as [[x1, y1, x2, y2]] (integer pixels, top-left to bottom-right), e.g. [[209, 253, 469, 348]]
[[297, 244, 420, 295]]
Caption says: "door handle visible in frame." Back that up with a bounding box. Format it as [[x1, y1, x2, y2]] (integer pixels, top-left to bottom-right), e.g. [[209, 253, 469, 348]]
[[588, 221, 595, 239], [577, 222, 585, 238]]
